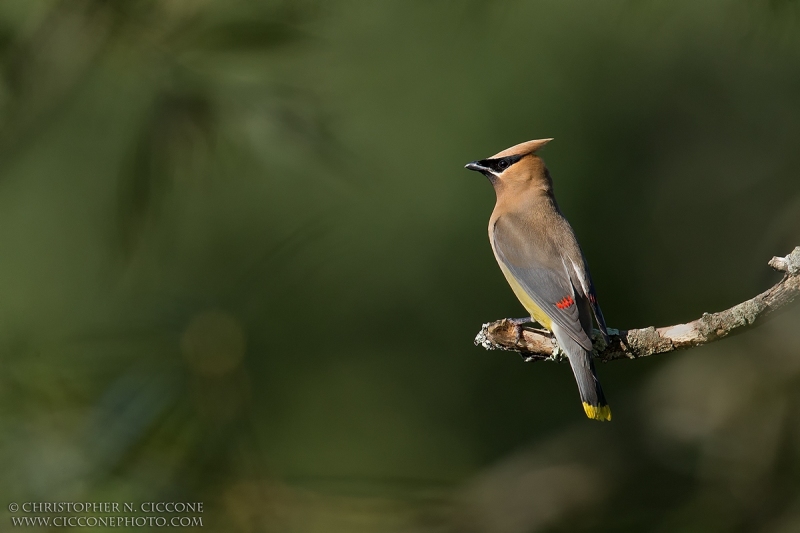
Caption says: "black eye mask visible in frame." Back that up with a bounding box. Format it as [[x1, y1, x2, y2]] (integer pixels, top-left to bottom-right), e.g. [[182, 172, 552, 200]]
[[479, 154, 524, 173]]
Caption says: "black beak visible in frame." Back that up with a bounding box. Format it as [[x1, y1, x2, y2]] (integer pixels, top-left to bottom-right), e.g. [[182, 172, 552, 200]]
[[465, 161, 489, 173]]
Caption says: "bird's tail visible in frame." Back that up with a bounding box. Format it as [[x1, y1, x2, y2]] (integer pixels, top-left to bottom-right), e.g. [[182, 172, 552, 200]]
[[554, 329, 611, 421]]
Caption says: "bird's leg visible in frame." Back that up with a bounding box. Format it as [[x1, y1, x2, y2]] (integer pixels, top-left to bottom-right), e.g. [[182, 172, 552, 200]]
[[506, 317, 552, 342], [525, 326, 551, 336], [507, 317, 532, 344]]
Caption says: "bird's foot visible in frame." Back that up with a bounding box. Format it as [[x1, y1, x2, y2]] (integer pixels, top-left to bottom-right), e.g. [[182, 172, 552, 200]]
[[506, 317, 532, 344]]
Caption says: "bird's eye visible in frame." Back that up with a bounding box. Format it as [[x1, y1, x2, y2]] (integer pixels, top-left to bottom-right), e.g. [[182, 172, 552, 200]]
[[497, 160, 509, 171]]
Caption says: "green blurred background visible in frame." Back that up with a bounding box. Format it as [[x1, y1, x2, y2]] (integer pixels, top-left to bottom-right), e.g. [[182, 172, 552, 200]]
[[0, 1, 799, 531]]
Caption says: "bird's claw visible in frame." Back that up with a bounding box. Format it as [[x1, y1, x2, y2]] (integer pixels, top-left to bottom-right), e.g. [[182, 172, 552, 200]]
[[506, 317, 531, 344], [513, 323, 523, 344]]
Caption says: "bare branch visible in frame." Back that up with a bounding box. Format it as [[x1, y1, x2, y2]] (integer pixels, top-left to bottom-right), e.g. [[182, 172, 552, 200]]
[[474, 247, 800, 362]]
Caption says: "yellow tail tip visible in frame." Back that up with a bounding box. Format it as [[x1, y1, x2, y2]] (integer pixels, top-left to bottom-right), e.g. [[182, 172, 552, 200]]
[[583, 403, 612, 421]]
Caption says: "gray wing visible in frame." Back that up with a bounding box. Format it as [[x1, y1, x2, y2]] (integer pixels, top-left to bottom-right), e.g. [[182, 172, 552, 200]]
[[492, 215, 593, 351]]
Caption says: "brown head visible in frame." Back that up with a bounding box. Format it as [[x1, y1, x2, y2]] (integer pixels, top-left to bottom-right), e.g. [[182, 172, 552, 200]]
[[465, 138, 554, 198]]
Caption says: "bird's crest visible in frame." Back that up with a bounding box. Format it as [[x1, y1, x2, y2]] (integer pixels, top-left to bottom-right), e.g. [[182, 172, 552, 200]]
[[490, 138, 553, 159]]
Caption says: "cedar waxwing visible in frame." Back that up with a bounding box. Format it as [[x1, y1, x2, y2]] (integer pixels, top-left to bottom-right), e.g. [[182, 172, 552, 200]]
[[466, 139, 612, 421]]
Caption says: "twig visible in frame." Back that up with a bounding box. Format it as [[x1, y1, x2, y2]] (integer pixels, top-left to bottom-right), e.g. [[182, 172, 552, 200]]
[[474, 247, 800, 362]]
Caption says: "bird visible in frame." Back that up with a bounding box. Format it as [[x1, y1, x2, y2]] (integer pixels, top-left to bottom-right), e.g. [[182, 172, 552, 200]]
[[465, 138, 611, 421]]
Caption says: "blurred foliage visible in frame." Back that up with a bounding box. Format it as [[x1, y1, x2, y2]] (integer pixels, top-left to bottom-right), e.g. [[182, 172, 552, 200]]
[[0, 0, 799, 532]]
